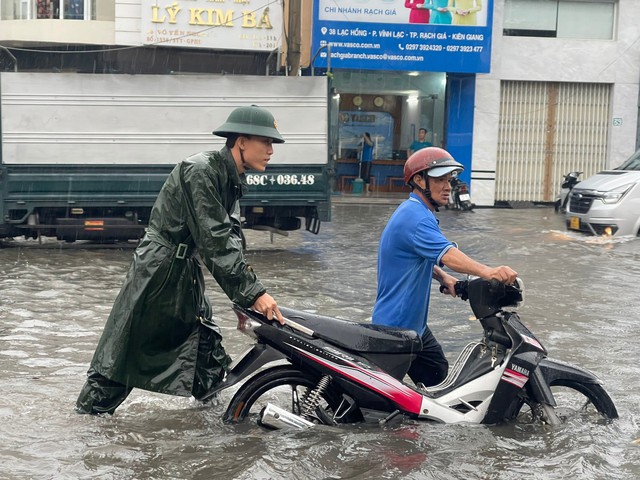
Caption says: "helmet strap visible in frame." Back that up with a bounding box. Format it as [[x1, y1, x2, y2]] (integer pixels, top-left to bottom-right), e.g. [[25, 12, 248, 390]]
[[413, 172, 439, 212], [238, 137, 251, 171]]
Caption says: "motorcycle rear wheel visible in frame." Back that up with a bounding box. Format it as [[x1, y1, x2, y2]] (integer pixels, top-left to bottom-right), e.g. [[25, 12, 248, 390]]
[[224, 366, 361, 426], [513, 380, 618, 423]]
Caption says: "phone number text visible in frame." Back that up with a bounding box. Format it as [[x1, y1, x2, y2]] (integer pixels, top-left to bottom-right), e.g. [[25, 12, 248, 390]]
[[403, 44, 483, 52]]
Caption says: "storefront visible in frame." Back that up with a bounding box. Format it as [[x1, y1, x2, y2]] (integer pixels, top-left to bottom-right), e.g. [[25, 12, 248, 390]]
[[331, 70, 446, 192], [312, 0, 493, 194]]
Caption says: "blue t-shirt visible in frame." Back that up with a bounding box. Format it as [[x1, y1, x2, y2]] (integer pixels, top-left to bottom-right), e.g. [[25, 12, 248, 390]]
[[372, 193, 455, 334], [409, 140, 432, 154], [361, 142, 374, 163]]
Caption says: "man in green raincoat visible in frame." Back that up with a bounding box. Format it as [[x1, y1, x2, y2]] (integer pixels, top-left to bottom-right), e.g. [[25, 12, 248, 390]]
[[76, 105, 286, 415]]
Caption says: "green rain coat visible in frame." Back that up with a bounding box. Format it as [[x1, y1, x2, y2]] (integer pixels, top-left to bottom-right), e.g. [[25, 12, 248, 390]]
[[89, 147, 266, 397]]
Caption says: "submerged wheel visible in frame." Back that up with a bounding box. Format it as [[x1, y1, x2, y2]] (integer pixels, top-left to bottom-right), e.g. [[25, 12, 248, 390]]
[[512, 380, 618, 423], [224, 366, 362, 426]]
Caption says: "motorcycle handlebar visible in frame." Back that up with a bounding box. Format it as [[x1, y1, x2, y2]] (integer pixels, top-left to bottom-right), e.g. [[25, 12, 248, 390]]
[[439, 280, 469, 301]]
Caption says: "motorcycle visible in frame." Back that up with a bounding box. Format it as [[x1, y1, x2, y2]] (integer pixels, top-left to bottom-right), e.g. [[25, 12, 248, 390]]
[[447, 175, 475, 211], [554, 171, 582, 213], [210, 278, 617, 430]]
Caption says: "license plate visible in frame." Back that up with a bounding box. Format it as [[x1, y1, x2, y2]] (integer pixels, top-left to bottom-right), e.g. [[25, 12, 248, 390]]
[[569, 217, 580, 230], [459, 193, 470, 201]]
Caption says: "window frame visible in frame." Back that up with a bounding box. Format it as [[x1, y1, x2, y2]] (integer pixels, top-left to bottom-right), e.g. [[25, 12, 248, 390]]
[[503, 0, 617, 40]]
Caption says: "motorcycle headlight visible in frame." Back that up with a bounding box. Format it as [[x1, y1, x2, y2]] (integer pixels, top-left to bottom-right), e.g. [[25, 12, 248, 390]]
[[599, 183, 635, 204]]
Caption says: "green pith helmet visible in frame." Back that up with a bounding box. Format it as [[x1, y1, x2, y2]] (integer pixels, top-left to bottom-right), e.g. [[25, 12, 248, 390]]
[[212, 105, 285, 143]]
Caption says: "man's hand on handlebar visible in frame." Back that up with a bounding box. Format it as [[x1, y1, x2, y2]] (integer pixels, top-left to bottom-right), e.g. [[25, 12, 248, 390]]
[[434, 266, 458, 297], [439, 276, 458, 298], [485, 266, 518, 285]]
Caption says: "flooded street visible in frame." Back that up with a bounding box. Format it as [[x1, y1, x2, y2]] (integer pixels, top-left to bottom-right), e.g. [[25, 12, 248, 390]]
[[1, 201, 639, 479]]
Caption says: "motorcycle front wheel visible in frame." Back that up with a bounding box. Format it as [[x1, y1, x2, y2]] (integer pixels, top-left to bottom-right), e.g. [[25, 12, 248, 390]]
[[512, 379, 618, 424], [224, 366, 362, 426]]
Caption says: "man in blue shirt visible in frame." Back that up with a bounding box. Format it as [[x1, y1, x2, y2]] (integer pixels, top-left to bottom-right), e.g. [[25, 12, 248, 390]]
[[372, 147, 518, 388], [407, 128, 432, 157]]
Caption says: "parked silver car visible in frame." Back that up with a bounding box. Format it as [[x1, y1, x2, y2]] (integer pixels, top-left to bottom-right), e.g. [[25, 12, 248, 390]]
[[565, 149, 640, 236]]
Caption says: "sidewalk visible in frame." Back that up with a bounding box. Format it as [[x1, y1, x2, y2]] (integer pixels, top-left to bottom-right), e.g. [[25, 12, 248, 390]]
[[331, 191, 408, 206]]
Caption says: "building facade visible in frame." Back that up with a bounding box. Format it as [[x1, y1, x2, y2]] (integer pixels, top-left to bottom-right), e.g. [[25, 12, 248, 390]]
[[0, 1, 288, 74], [308, 0, 640, 204], [475, 0, 640, 205], [1, 0, 638, 205]]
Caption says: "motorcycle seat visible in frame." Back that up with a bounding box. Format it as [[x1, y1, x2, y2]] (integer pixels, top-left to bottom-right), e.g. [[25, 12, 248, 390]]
[[279, 306, 422, 354]]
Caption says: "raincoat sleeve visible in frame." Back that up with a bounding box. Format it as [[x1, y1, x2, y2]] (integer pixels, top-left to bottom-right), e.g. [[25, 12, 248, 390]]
[[180, 160, 266, 308]]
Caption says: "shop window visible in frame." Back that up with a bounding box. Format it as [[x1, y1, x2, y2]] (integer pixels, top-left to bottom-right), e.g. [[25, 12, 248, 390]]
[[1, 0, 99, 20], [9, 0, 30, 19], [64, 0, 83, 19], [503, 0, 615, 40], [36, 0, 53, 19]]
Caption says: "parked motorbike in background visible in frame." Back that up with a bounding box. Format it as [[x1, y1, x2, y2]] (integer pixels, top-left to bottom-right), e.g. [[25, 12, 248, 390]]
[[208, 277, 618, 430], [448, 175, 476, 211], [554, 171, 582, 213]]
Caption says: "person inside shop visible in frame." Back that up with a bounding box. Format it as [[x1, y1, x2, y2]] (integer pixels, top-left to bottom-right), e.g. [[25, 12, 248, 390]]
[[372, 147, 518, 388], [407, 127, 432, 157], [76, 105, 286, 415], [360, 132, 375, 195]]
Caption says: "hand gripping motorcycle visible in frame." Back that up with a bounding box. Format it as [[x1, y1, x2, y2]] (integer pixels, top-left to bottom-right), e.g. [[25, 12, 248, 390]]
[[209, 278, 617, 429]]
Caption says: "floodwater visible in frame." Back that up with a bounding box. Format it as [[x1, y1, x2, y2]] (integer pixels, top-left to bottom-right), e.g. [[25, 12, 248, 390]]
[[1, 201, 639, 479]]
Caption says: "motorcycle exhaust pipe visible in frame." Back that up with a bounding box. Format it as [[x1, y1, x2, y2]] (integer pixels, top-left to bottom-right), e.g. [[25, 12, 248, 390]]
[[259, 403, 315, 430]]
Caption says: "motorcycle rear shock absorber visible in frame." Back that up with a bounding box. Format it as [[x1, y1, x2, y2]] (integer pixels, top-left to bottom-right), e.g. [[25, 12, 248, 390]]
[[301, 375, 331, 420]]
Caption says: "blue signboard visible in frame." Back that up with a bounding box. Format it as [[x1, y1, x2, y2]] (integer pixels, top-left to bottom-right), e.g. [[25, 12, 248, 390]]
[[312, 0, 493, 73]]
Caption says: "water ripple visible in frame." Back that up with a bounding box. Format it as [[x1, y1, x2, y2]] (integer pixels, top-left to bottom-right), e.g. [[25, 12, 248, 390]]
[[0, 206, 638, 479]]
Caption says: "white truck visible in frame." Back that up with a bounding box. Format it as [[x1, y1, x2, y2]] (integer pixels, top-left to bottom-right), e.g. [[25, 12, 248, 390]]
[[0, 72, 330, 242]]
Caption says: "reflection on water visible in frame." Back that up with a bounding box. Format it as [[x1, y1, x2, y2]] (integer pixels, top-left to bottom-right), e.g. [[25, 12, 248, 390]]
[[0, 205, 639, 479]]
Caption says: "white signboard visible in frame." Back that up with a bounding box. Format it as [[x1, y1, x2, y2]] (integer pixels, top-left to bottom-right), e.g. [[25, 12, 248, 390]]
[[140, 0, 283, 51]]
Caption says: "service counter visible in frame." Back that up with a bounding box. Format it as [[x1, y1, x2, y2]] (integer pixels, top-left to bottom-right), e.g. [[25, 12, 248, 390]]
[[336, 158, 408, 193]]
